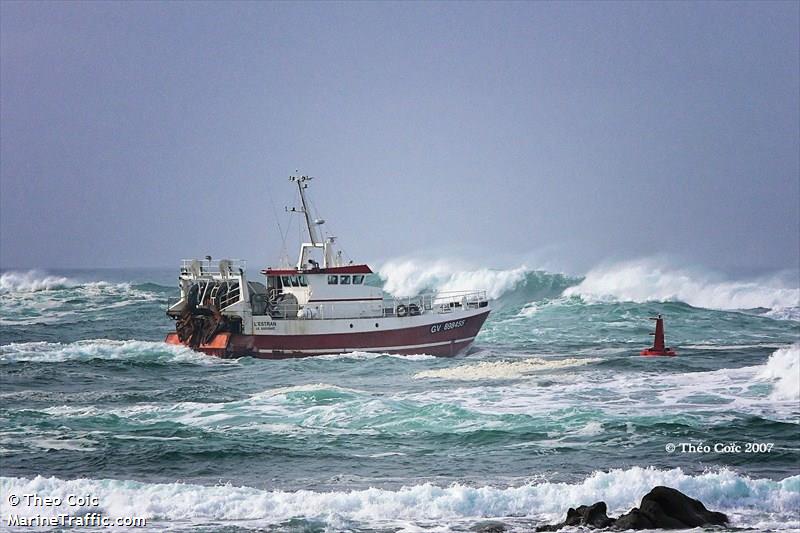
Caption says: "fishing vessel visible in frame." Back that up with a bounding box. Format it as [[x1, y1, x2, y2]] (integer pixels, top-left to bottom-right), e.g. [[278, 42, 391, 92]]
[[165, 175, 491, 358]]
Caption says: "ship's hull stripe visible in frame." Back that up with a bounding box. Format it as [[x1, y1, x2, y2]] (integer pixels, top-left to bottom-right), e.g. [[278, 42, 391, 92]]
[[255, 336, 477, 354]]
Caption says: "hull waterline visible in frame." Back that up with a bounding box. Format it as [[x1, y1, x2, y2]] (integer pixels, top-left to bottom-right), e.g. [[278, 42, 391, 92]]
[[167, 309, 490, 359]]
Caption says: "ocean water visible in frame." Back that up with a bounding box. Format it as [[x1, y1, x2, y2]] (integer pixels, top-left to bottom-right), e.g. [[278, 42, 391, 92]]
[[1, 260, 798, 532]]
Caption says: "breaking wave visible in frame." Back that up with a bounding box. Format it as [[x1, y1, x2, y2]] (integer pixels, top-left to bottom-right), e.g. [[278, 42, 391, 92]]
[[0, 270, 74, 293], [758, 344, 800, 401], [378, 259, 530, 299], [0, 271, 165, 326], [377, 259, 576, 305], [0, 340, 209, 364], [414, 357, 598, 381], [0, 270, 166, 299], [1, 468, 796, 529], [766, 306, 800, 321], [376, 257, 799, 323], [563, 259, 799, 316]]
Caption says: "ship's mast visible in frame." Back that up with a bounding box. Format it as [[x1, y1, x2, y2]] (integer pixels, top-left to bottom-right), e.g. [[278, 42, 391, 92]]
[[289, 175, 319, 246], [288, 174, 334, 269]]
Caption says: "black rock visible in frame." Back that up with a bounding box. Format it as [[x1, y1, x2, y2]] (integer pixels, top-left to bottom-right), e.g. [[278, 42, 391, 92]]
[[536, 486, 728, 531], [637, 486, 728, 528], [613, 507, 655, 530], [536, 501, 615, 531], [576, 502, 616, 528], [638, 500, 695, 529]]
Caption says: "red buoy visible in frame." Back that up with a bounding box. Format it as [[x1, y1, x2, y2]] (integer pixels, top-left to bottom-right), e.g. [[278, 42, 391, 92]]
[[640, 314, 676, 356]]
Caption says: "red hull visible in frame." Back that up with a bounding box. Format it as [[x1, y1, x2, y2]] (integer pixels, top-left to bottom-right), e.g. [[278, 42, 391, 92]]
[[166, 310, 490, 359]]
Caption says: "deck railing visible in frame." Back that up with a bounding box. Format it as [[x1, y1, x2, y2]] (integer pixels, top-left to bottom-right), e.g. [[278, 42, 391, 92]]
[[169, 288, 488, 320], [269, 290, 488, 320], [180, 258, 247, 278]]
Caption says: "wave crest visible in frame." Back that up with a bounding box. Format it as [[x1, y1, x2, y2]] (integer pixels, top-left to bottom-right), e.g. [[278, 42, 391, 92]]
[[758, 344, 800, 401], [376, 259, 579, 307], [0, 271, 164, 326], [0, 468, 796, 528], [563, 259, 799, 314], [0, 270, 74, 293], [378, 259, 530, 299]]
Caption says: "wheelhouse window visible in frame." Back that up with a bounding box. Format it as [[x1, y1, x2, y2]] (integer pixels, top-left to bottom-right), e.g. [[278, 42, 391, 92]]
[[340, 275, 351, 285], [352, 275, 364, 284], [281, 276, 291, 287], [290, 275, 300, 287], [298, 275, 308, 287], [327, 275, 338, 285]]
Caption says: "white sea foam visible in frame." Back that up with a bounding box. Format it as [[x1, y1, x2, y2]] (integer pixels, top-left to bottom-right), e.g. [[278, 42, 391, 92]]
[[378, 259, 528, 299], [0, 468, 796, 529], [316, 351, 436, 361], [37, 383, 373, 433], [414, 357, 598, 381], [512, 297, 574, 319], [33, 438, 98, 452], [0, 270, 74, 293], [766, 306, 800, 321], [517, 301, 544, 317], [757, 344, 800, 401], [682, 343, 787, 350], [651, 344, 799, 407], [563, 258, 799, 314], [405, 344, 800, 427], [252, 383, 364, 397], [28, 345, 791, 431], [0, 340, 208, 364], [574, 421, 605, 437], [626, 344, 800, 421]]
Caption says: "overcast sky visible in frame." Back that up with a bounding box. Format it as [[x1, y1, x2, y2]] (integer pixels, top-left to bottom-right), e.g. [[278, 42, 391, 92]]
[[1, 1, 798, 275]]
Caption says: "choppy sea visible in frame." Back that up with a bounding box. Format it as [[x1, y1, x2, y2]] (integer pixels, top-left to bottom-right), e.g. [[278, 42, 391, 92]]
[[1, 258, 798, 532]]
